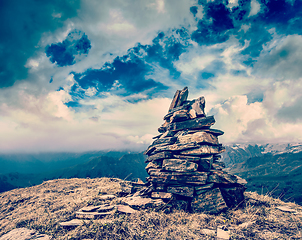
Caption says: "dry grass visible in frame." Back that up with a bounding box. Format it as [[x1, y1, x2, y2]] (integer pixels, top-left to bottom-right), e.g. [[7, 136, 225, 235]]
[[0, 178, 302, 239]]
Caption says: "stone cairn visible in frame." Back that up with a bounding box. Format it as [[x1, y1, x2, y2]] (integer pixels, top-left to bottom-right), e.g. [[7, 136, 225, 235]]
[[143, 87, 247, 213]]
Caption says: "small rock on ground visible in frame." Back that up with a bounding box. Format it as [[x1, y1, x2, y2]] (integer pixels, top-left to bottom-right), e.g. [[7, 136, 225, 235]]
[[0, 228, 51, 240], [217, 226, 230, 240]]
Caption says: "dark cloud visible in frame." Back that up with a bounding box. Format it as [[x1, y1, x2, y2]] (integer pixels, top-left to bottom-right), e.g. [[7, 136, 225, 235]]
[[72, 56, 161, 93], [200, 60, 226, 78], [190, 6, 198, 17], [141, 30, 190, 78], [0, 0, 80, 88], [68, 29, 189, 102], [230, 69, 248, 77], [246, 90, 264, 103], [191, 0, 302, 68], [276, 96, 302, 123], [260, 0, 302, 34], [192, 2, 234, 45], [46, 30, 91, 67], [239, 0, 302, 61], [254, 35, 302, 79]]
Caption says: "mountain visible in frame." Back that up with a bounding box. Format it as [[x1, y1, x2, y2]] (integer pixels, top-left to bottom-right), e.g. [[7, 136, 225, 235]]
[[0, 151, 133, 175], [47, 153, 148, 180], [222, 143, 302, 204], [0, 152, 147, 193], [1, 143, 302, 205], [222, 143, 302, 166]]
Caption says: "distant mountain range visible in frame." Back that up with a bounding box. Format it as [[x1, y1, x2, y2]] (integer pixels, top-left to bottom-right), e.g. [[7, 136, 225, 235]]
[[222, 143, 302, 204], [0, 151, 148, 193], [222, 143, 302, 166], [1, 143, 302, 205]]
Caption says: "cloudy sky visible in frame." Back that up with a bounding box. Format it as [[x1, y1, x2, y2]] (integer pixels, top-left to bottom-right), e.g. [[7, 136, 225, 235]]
[[1, 0, 302, 152]]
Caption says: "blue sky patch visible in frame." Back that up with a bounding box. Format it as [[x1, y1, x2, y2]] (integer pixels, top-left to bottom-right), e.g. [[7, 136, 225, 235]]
[[46, 30, 91, 67]]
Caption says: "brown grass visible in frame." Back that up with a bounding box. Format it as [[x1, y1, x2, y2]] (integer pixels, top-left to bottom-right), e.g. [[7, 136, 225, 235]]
[[0, 178, 301, 239]]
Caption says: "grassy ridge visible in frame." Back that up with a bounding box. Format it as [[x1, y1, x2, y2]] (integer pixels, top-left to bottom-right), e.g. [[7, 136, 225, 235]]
[[0, 178, 301, 239]]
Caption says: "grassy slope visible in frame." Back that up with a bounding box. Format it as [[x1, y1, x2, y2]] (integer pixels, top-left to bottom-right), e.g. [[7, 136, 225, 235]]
[[228, 152, 302, 204], [0, 178, 301, 239]]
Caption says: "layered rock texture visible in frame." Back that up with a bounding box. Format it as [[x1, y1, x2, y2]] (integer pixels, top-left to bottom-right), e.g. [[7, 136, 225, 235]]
[[144, 87, 247, 213]]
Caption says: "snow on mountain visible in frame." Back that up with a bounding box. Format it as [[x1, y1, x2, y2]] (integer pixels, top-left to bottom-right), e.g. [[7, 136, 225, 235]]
[[222, 143, 302, 166]]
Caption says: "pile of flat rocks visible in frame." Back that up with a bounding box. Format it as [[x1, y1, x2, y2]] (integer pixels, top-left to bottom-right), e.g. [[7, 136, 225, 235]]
[[144, 87, 247, 213]]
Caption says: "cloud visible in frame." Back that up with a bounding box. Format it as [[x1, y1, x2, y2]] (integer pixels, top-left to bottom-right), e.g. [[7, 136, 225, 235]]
[[255, 34, 302, 80], [192, 2, 234, 45], [248, 0, 261, 17], [2, 0, 302, 152], [276, 96, 302, 122], [210, 94, 302, 144], [0, 89, 171, 152], [0, 0, 81, 88]]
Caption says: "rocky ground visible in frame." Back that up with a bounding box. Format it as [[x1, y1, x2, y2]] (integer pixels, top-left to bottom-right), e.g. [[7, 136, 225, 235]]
[[0, 177, 301, 240]]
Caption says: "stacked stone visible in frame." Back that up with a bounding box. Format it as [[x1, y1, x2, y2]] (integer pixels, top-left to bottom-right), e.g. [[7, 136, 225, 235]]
[[144, 87, 246, 213]]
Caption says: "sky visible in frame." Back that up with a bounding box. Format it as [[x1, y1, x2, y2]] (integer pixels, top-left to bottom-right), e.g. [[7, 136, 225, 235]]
[[1, 0, 302, 153]]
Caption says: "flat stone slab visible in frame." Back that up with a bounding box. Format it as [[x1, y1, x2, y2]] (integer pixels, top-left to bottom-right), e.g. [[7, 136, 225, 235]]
[[99, 194, 116, 200], [191, 96, 205, 116], [151, 192, 173, 199], [173, 154, 201, 162], [116, 205, 138, 214], [177, 132, 218, 145], [207, 170, 238, 184], [60, 219, 89, 227], [152, 137, 177, 146], [145, 162, 161, 170], [0, 228, 51, 240], [220, 186, 246, 208], [149, 172, 208, 185], [80, 205, 103, 212], [237, 221, 255, 229], [152, 142, 199, 154], [191, 188, 228, 214], [170, 110, 190, 122], [122, 196, 165, 209], [167, 116, 215, 132], [201, 229, 216, 236], [97, 205, 115, 212], [276, 206, 297, 213], [217, 226, 230, 240], [162, 159, 198, 172], [180, 145, 224, 155], [76, 210, 115, 219], [167, 186, 194, 197], [195, 183, 214, 195], [146, 151, 173, 162]]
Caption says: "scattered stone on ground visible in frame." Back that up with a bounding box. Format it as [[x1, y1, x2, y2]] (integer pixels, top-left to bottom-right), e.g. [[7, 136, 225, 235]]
[[116, 205, 138, 214], [76, 210, 115, 219], [201, 229, 216, 236], [59, 219, 89, 227], [276, 206, 297, 213], [99, 194, 116, 200], [217, 226, 230, 240], [237, 221, 255, 229], [80, 205, 104, 212], [0, 228, 51, 240]]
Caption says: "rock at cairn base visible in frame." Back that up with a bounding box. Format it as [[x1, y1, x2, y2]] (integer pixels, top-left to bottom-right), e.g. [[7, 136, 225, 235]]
[[144, 87, 246, 213]]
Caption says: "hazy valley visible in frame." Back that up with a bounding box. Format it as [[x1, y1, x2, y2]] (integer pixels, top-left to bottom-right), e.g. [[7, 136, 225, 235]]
[[1, 143, 302, 205]]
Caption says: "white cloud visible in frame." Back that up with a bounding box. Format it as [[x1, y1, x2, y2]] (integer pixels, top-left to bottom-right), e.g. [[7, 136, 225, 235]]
[[175, 55, 216, 75], [210, 94, 302, 144], [249, 0, 261, 17], [255, 34, 302, 80], [0, 88, 171, 152]]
